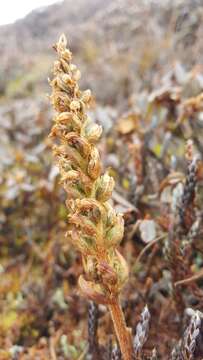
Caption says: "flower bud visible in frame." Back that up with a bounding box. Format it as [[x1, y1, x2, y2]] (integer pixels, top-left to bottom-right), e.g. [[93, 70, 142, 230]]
[[81, 89, 92, 104], [61, 170, 86, 199], [60, 58, 70, 73], [61, 49, 72, 61], [105, 203, 117, 226], [67, 228, 95, 255], [79, 275, 109, 304], [64, 183, 83, 199], [58, 33, 67, 49], [96, 173, 115, 202], [105, 213, 124, 248], [97, 260, 118, 286], [72, 69, 81, 81], [66, 133, 91, 158], [85, 123, 102, 143], [51, 90, 71, 112], [75, 199, 103, 224], [61, 169, 78, 182], [70, 212, 98, 238], [110, 250, 129, 291], [58, 80, 68, 93], [82, 256, 97, 278], [88, 148, 102, 179], [55, 111, 71, 123], [56, 112, 80, 130], [53, 60, 61, 73], [70, 100, 81, 111], [62, 74, 72, 84], [70, 64, 77, 72]]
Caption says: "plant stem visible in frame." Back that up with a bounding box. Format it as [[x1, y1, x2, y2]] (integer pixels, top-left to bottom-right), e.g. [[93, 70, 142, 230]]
[[109, 299, 134, 360]]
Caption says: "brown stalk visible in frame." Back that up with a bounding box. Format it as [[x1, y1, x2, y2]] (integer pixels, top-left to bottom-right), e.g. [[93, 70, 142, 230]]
[[97, 251, 134, 359], [135, 234, 166, 267], [175, 268, 203, 287], [109, 300, 133, 360]]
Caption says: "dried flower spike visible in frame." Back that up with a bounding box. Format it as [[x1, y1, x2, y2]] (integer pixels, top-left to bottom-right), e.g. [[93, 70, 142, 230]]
[[49, 34, 133, 360], [150, 348, 159, 360], [88, 301, 99, 357], [181, 311, 201, 360], [171, 341, 182, 360], [134, 305, 150, 357], [111, 345, 122, 360], [179, 140, 200, 230]]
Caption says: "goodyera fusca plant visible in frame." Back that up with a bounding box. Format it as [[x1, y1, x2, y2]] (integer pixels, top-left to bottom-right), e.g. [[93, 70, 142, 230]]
[[49, 34, 134, 359]]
